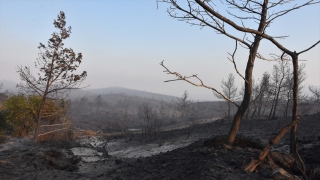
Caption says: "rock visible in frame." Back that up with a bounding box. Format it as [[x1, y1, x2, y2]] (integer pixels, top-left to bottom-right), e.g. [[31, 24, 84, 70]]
[[270, 168, 299, 180], [70, 156, 81, 164], [35, 149, 79, 171], [97, 147, 109, 157], [200, 147, 211, 155], [223, 144, 232, 149], [161, 163, 167, 168], [115, 159, 122, 164]]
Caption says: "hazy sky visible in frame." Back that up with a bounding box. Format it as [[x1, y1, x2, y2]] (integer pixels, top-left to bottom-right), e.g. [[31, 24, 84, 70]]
[[0, 0, 319, 101]]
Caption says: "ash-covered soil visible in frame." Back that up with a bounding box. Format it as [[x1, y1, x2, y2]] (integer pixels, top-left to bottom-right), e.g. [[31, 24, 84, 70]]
[[0, 113, 319, 180]]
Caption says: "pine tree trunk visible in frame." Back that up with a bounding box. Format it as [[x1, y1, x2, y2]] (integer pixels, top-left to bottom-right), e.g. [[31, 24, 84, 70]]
[[271, 90, 281, 119], [269, 95, 276, 119], [34, 94, 47, 142]]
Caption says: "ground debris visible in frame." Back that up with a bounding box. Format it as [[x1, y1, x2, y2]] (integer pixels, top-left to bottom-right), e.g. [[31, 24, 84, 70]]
[[0, 114, 319, 179], [270, 168, 299, 180]]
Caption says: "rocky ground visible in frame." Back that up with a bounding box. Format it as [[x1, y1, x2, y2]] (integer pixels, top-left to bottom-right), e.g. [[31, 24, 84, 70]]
[[0, 113, 319, 180]]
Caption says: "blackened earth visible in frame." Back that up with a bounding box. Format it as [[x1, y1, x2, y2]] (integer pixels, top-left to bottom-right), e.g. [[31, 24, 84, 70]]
[[0, 113, 319, 180]]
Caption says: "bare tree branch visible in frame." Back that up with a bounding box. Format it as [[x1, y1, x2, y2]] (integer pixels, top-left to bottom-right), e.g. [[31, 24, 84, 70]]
[[160, 61, 240, 107], [164, 0, 251, 47], [298, 40, 320, 55], [266, 0, 320, 24], [228, 41, 249, 83], [193, 0, 319, 55], [256, 52, 308, 62]]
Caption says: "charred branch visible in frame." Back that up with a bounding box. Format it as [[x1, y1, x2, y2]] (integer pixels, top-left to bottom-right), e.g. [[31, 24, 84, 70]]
[[160, 61, 240, 107], [228, 41, 249, 83]]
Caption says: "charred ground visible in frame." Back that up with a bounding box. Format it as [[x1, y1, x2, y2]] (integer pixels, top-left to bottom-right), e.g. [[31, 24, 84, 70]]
[[0, 113, 319, 180]]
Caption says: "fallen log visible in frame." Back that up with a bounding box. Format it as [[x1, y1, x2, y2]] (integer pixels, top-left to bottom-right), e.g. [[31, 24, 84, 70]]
[[242, 116, 300, 173]]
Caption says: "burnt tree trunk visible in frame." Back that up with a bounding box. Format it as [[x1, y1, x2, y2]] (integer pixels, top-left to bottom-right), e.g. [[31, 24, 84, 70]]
[[243, 117, 300, 172], [271, 90, 281, 119], [268, 94, 276, 119], [227, 101, 231, 120], [271, 74, 286, 119], [256, 91, 264, 119], [227, 2, 268, 145], [262, 95, 271, 117], [290, 52, 299, 154], [34, 93, 48, 142], [251, 109, 257, 120], [283, 97, 291, 117], [227, 39, 261, 144]]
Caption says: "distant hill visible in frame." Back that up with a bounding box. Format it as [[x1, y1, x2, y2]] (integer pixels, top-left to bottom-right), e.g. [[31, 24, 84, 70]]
[[85, 87, 177, 102], [0, 81, 177, 102]]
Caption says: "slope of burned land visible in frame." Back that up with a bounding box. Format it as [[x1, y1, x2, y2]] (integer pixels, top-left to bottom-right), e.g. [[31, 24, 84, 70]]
[[0, 113, 319, 180]]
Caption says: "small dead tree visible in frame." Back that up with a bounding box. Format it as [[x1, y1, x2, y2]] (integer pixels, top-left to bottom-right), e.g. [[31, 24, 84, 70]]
[[215, 73, 237, 120], [250, 78, 260, 120], [282, 63, 307, 117], [17, 11, 87, 142], [176, 90, 191, 122], [187, 102, 200, 139], [157, 101, 168, 127], [268, 60, 290, 119], [94, 95, 104, 113], [255, 72, 271, 119], [118, 97, 130, 132], [79, 96, 89, 113], [309, 85, 320, 113], [138, 103, 158, 141], [159, 0, 279, 145]]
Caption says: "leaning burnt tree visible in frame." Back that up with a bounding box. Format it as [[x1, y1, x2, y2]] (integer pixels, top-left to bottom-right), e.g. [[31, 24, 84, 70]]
[[165, 0, 320, 177], [159, 0, 319, 148], [17, 11, 87, 142], [205, 1, 319, 152], [159, 0, 270, 145]]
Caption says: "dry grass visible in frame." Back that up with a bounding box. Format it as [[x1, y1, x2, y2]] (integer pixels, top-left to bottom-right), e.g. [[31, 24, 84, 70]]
[[38, 130, 73, 142], [72, 129, 107, 139], [83, 130, 97, 136]]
